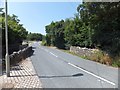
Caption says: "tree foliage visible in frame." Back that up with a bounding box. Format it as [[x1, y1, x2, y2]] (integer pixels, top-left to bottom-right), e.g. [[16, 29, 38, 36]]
[[27, 32, 43, 41], [44, 2, 120, 57], [45, 20, 65, 49], [1, 14, 28, 45], [77, 2, 120, 56], [0, 13, 28, 55]]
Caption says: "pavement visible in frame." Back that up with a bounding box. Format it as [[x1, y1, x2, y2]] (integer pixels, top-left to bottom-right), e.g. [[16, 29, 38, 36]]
[[0, 58, 42, 89], [30, 42, 119, 88]]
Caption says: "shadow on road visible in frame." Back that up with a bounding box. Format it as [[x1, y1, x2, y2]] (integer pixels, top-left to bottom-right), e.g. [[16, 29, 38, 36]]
[[38, 73, 83, 78]]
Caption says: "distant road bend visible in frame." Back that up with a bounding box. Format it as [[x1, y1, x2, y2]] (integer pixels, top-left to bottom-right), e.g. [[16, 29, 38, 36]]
[[30, 42, 118, 88]]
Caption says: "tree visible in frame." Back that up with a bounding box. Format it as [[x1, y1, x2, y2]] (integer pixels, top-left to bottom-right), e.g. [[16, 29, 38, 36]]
[[44, 2, 120, 57], [45, 20, 65, 49], [1, 14, 28, 55], [27, 32, 43, 41], [77, 2, 120, 56]]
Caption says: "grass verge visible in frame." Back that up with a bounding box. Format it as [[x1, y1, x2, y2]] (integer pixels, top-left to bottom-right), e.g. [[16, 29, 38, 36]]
[[63, 50, 120, 68]]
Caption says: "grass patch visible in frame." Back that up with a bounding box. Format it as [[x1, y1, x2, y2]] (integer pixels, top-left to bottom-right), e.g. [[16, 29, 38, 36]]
[[112, 57, 120, 67], [41, 40, 47, 46], [63, 49, 120, 68], [62, 50, 89, 60]]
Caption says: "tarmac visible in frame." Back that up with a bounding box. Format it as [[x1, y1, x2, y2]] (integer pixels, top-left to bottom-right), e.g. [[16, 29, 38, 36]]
[[0, 58, 42, 89]]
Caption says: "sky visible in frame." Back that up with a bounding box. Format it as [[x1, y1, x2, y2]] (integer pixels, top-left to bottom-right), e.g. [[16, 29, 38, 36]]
[[1, 2, 81, 35]]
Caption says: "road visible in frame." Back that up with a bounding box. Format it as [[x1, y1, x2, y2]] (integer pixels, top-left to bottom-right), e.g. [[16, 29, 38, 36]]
[[30, 42, 118, 88]]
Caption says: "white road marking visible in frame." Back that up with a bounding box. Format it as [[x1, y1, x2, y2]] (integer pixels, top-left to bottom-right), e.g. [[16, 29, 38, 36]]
[[49, 52, 58, 57], [68, 62, 116, 86], [40, 47, 57, 57], [39, 46, 115, 87]]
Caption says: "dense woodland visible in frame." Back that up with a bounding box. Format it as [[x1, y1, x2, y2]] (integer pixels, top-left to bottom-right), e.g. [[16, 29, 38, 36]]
[[44, 2, 120, 58]]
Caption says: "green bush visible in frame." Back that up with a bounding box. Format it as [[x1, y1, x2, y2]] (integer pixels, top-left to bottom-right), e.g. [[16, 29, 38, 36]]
[[41, 40, 47, 46]]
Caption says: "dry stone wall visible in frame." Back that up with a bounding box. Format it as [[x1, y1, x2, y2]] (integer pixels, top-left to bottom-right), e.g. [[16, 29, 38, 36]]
[[70, 46, 98, 57], [9, 46, 33, 65], [2, 45, 33, 71]]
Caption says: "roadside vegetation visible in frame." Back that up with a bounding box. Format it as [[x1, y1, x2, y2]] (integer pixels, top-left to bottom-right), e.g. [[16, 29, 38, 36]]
[[0, 9, 43, 57], [64, 50, 120, 67], [42, 2, 120, 67], [0, 13, 28, 56], [27, 32, 43, 41]]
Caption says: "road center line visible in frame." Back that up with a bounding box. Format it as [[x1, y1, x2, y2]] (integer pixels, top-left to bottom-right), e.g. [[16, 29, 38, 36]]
[[68, 62, 116, 86], [49, 52, 58, 57], [39, 46, 115, 86], [40, 47, 58, 57]]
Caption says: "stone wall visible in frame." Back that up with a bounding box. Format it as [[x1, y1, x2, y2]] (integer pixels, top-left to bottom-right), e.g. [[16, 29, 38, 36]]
[[9, 46, 33, 65], [19, 44, 28, 50], [70, 46, 98, 57], [2, 46, 34, 70]]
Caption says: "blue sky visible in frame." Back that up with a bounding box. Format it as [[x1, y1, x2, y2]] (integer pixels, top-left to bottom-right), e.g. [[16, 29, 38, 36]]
[[7, 2, 81, 35]]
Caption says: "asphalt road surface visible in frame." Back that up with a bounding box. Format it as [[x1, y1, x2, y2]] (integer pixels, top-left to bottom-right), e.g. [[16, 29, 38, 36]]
[[30, 42, 118, 88]]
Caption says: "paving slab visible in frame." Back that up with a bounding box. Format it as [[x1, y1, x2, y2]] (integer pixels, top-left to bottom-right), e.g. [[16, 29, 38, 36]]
[[0, 58, 42, 89]]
